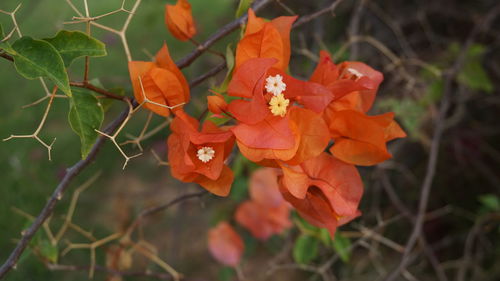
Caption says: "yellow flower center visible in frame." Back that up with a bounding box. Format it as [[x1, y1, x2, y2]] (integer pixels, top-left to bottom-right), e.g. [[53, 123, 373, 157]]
[[269, 93, 290, 117]]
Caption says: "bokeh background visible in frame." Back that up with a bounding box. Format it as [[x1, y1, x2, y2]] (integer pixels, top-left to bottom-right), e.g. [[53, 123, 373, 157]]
[[1, 0, 499, 280]]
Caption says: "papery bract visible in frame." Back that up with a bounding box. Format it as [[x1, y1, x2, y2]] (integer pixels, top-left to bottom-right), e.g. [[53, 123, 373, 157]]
[[235, 168, 292, 240], [310, 51, 383, 112], [167, 111, 235, 196], [207, 91, 228, 115], [326, 110, 406, 166], [278, 153, 363, 236], [208, 222, 244, 267], [165, 0, 197, 41], [227, 58, 332, 164], [235, 9, 297, 71], [128, 43, 189, 117]]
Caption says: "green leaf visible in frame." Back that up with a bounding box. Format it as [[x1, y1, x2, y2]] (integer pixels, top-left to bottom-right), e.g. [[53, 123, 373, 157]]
[[39, 239, 58, 263], [479, 194, 500, 212], [420, 79, 443, 106], [332, 232, 351, 262], [458, 60, 493, 93], [44, 30, 106, 67], [293, 234, 319, 264], [235, 0, 254, 18], [0, 23, 15, 53], [213, 44, 235, 93], [10, 36, 71, 95], [68, 88, 104, 158], [218, 267, 236, 281]]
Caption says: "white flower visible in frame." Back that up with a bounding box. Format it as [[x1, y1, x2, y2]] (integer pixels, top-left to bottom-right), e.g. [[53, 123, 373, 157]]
[[265, 74, 286, 96], [197, 146, 215, 163]]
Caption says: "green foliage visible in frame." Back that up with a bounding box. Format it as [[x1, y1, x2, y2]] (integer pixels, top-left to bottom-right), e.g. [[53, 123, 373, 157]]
[[68, 88, 104, 158], [379, 98, 425, 139], [0, 23, 15, 53], [450, 43, 493, 93], [218, 266, 236, 281], [44, 30, 107, 67], [332, 231, 351, 262], [294, 216, 352, 263], [39, 239, 58, 263], [478, 194, 500, 213], [235, 0, 254, 18], [8, 36, 71, 95], [293, 234, 319, 264]]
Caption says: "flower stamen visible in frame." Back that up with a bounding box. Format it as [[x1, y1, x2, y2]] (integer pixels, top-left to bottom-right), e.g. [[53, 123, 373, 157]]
[[197, 146, 215, 163]]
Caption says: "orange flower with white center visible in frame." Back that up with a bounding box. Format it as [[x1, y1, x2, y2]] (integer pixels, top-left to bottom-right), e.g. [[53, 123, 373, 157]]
[[268, 93, 289, 117], [197, 146, 215, 163], [265, 74, 286, 96]]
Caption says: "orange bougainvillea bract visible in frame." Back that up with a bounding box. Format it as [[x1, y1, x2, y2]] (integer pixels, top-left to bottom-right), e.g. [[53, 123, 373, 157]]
[[167, 110, 235, 196], [128, 43, 190, 117], [208, 222, 244, 267], [235, 168, 292, 240], [310, 51, 406, 165], [165, 0, 197, 41], [235, 9, 297, 71], [279, 153, 363, 236], [143, 7, 409, 249]]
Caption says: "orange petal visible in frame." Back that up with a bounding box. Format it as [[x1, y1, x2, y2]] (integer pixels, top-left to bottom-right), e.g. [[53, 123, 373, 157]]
[[164, 0, 197, 41], [148, 67, 186, 108], [302, 153, 364, 216], [207, 92, 228, 114], [310, 51, 339, 86], [244, 9, 266, 36], [330, 137, 391, 166], [249, 168, 283, 207], [232, 115, 295, 150], [237, 139, 299, 163], [228, 57, 276, 98], [235, 24, 285, 70], [208, 222, 244, 267], [155, 43, 190, 104], [195, 165, 234, 197], [129, 61, 171, 116], [235, 201, 291, 240], [284, 108, 330, 165], [337, 61, 383, 112]]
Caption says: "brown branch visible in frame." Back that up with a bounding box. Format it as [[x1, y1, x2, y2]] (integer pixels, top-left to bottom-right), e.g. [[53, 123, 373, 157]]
[[70, 81, 127, 101], [175, 0, 273, 68], [293, 0, 345, 27], [0, 52, 13, 62], [381, 5, 500, 281], [0, 1, 348, 277], [47, 263, 172, 280], [124, 190, 207, 238], [0, 103, 132, 279], [188, 61, 226, 88]]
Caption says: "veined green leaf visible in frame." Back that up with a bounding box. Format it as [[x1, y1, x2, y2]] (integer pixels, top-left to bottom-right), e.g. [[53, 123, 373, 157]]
[[10, 36, 71, 95], [68, 88, 104, 158], [44, 30, 107, 67]]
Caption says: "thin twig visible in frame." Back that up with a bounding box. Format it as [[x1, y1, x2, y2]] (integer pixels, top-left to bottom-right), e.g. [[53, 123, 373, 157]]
[[382, 5, 500, 281]]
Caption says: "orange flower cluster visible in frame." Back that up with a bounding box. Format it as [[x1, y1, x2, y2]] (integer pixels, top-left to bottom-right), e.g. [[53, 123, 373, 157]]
[[128, 3, 406, 265]]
